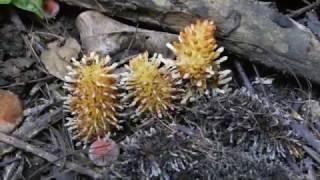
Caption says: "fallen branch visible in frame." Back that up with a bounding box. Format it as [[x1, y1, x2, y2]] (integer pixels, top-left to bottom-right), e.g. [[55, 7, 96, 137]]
[[61, 0, 320, 84], [289, 1, 320, 18]]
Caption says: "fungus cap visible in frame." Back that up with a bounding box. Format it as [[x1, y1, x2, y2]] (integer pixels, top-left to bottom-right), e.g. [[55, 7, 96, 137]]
[[43, 0, 60, 18], [0, 90, 23, 133], [89, 138, 120, 166]]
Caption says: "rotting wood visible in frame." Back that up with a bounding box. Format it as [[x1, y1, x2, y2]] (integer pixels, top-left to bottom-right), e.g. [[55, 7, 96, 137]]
[[61, 0, 320, 84]]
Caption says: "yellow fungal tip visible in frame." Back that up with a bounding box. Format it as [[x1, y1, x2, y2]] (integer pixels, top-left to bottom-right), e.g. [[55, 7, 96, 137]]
[[123, 52, 181, 118], [168, 19, 230, 92], [64, 52, 121, 145]]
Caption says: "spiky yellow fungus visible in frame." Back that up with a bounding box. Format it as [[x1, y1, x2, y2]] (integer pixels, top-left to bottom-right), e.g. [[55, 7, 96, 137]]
[[121, 52, 182, 118], [63, 52, 122, 145], [167, 20, 232, 94]]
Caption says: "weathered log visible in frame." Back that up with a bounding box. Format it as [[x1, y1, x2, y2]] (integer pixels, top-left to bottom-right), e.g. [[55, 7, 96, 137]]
[[61, 0, 320, 84]]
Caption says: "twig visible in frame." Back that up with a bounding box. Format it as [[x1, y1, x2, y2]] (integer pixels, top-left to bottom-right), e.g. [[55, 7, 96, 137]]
[[34, 31, 65, 40], [305, 157, 317, 180], [0, 76, 54, 89], [16, 105, 63, 140], [9, 9, 44, 65], [0, 106, 63, 156], [120, 23, 139, 60], [233, 60, 255, 94], [0, 132, 102, 179], [301, 0, 312, 5], [23, 100, 54, 116], [290, 119, 320, 154], [303, 145, 320, 164], [289, 0, 320, 18], [252, 65, 266, 96], [3, 151, 23, 180]]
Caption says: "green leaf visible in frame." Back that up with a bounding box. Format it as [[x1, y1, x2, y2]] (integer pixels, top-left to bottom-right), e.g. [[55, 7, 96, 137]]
[[0, 0, 12, 4], [12, 0, 44, 18]]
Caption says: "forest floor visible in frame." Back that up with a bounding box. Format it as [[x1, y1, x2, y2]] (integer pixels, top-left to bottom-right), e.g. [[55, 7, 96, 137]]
[[1, 0, 320, 179]]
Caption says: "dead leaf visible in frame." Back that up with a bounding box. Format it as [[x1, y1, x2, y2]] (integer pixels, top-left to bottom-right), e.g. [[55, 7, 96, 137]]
[[40, 38, 81, 81]]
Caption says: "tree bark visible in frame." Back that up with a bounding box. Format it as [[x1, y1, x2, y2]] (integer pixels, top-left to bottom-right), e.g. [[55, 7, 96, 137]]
[[61, 0, 320, 84]]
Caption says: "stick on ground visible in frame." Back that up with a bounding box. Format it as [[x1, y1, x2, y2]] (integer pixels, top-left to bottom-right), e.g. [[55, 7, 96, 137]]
[[0, 132, 102, 179], [61, 0, 320, 84]]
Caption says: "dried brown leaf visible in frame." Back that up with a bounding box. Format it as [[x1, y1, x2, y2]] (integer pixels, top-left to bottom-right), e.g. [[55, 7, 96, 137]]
[[40, 38, 81, 81]]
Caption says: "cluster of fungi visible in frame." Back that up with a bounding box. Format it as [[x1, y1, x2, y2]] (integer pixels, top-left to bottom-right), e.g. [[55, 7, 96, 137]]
[[63, 20, 232, 147]]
